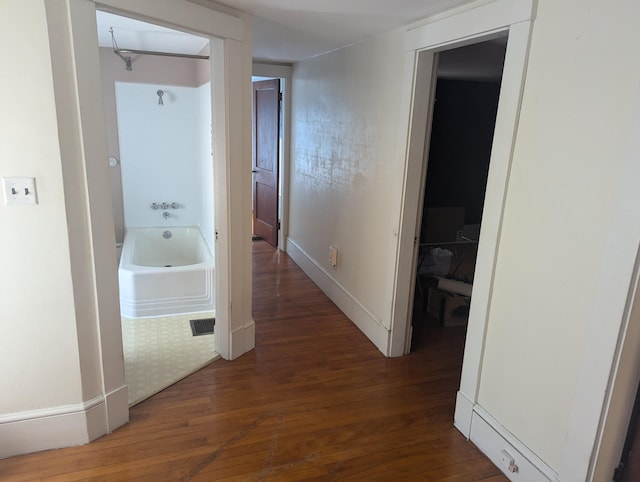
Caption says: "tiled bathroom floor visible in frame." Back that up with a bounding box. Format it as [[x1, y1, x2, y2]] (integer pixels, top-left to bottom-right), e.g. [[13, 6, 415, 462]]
[[121, 313, 219, 406]]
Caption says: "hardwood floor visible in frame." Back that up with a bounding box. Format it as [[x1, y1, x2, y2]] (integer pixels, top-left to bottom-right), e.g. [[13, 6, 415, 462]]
[[0, 241, 506, 481]]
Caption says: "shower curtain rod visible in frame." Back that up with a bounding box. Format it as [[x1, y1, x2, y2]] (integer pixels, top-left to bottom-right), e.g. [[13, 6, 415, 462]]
[[112, 48, 209, 71], [109, 28, 208, 71], [114, 48, 209, 60]]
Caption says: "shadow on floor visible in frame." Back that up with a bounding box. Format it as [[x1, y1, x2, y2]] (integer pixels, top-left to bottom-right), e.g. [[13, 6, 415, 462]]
[[410, 289, 468, 355]]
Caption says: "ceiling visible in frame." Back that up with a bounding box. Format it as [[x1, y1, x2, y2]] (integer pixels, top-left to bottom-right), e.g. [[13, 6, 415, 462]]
[[97, 0, 479, 63], [216, 0, 477, 62]]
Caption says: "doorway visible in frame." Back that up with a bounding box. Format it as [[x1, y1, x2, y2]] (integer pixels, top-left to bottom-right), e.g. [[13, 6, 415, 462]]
[[252, 78, 281, 247], [96, 10, 219, 405], [47, 0, 252, 442], [410, 38, 507, 352]]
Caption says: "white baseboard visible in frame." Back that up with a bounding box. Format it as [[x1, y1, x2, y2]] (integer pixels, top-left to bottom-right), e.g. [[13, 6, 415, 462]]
[[469, 406, 559, 481], [104, 384, 129, 433], [454, 390, 474, 437], [0, 385, 129, 459], [286, 238, 390, 355], [231, 318, 255, 359]]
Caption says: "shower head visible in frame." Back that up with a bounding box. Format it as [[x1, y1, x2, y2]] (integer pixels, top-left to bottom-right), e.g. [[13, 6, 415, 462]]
[[157, 89, 164, 106]]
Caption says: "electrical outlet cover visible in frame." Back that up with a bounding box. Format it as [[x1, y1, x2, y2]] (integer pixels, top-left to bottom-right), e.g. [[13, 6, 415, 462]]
[[329, 246, 338, 269]]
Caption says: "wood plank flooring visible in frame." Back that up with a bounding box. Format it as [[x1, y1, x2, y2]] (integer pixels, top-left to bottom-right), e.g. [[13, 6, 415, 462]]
[[0, 241, 506, 481]]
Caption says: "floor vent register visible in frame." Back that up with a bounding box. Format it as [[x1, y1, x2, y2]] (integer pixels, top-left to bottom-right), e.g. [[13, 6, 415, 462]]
[[190, 317, 215, 336]]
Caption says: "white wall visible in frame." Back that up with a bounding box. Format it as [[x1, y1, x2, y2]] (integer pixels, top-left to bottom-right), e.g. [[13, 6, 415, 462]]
[[289, 29, 404, 336], [0, 0, 84, 417], [477, 0, 640, 475], [0, 0, 127, 457], [116, 82, 212, 230], [289, 0, 640, 478]]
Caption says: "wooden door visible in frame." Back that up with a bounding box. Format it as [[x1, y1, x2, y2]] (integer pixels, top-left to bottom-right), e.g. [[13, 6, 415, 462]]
[[252, 79, 280, 247]]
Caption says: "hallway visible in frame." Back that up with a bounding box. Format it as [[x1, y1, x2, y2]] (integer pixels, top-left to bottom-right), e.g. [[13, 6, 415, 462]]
[[0, 242, 505, 480]]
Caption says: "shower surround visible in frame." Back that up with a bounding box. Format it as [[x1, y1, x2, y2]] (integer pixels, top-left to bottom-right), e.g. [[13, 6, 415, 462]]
[[115, 81, 214, 249]]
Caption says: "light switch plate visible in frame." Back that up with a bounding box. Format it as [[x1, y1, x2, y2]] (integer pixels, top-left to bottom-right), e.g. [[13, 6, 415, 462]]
[[2, 177, 38, 205]]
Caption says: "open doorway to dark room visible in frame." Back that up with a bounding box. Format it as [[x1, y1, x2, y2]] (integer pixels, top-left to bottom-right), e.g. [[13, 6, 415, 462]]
[[411, 36, 508, 352]]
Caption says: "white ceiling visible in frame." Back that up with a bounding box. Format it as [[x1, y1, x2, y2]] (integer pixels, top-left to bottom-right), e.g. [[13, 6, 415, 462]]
[[217, 0, 477, 62], [97, 0, 478, 63]]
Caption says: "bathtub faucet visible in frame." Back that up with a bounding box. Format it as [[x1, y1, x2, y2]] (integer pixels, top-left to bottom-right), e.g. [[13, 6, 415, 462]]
[[150, 202, 159, 210], [163, 211, 170, 219]]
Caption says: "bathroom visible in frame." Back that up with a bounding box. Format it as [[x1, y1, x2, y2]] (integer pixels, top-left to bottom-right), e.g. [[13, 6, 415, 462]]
[[97, 11, 218, 405]]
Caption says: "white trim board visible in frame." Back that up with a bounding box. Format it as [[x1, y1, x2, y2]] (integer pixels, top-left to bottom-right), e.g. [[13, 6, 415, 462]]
[[231, 319, 256, 357], [454, 390, 474, 437], [470, 407, 559, 481], [0, 386, 128, 459], [252, 62, 292, 79], [404, 0, 536, 53], [102, 385, 129, 437], [286, 238, 390, 355]]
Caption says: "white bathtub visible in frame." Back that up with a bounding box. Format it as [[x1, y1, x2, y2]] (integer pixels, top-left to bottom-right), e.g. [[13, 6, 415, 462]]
[[118, 227, 214, 318]]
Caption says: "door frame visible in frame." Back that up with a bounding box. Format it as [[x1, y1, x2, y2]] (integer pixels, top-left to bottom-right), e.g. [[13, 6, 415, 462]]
[[63, 0, 253, 437], [402, 48, 505, 352], [252, 62, 293, 252], [387, 0, 538, 464], [86, 2, 252, 362], [251, 78, 281, 247]]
